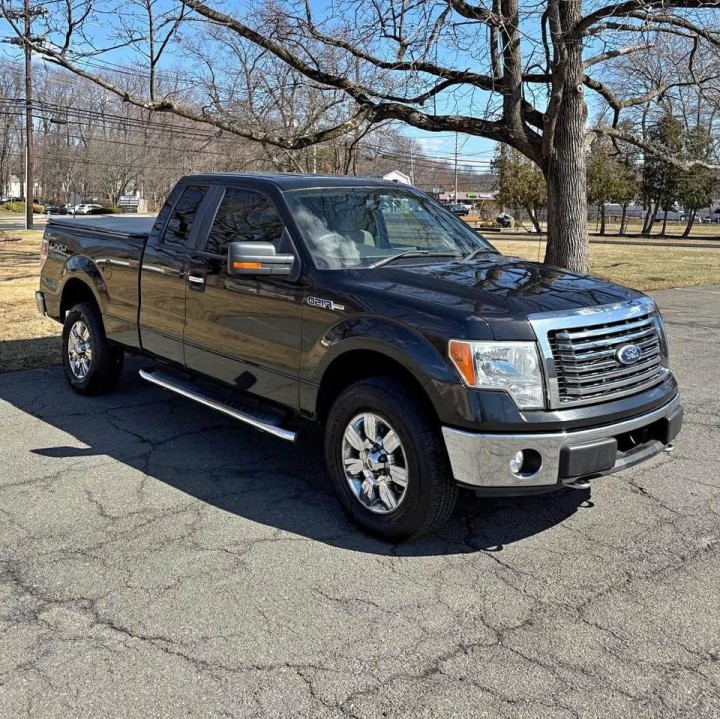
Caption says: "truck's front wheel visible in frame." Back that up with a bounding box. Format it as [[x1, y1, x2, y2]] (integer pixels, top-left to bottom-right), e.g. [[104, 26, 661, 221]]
[[325, 377, 457, 540], [62, 302, 124, 395]]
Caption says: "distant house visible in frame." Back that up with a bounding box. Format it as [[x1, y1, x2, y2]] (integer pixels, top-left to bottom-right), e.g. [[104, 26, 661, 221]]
[[5, 174, 41, 200], [381, 170, 412, 185]]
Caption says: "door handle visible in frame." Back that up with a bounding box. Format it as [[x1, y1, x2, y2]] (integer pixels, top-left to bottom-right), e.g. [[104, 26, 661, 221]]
[[186, 271, 206, 291]]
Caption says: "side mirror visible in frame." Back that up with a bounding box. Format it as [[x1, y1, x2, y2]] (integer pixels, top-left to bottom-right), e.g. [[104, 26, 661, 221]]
[[227, 241, 294, 276]]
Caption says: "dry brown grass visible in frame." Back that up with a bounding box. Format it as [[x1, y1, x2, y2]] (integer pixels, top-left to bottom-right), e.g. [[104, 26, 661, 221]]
[[463, 216, 720, 240], [491, 238, 720, 290], [0, 230, 61, 372]]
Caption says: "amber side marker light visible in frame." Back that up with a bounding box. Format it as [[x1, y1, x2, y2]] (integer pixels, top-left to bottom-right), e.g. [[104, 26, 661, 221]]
[[448, 340, 477, 387], [232, 261, 263, 270]]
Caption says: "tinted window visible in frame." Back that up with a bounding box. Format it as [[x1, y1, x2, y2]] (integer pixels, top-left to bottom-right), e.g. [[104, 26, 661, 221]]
[[163, 185, 207, 245], [151, 184, 183, 237], [205, 188, 284, 256]]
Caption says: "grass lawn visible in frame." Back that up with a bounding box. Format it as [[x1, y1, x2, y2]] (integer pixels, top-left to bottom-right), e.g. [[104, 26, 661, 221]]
[[466, 217, 720, 241], [490, 238, 720, 290], [0, 229, 61, 372], [1, 228, 719, 373]]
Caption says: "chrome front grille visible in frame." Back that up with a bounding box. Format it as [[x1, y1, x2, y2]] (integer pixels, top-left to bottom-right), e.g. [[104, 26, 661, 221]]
[[529, 298, 670, 409]]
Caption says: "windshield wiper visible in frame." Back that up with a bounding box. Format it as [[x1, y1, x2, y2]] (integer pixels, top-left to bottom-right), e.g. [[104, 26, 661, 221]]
[[462, 248, 500, 263], [369, 250, 460, 269]]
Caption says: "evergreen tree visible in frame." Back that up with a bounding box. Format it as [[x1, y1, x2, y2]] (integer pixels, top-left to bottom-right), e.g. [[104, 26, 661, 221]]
[[492, 145, 547, 233]]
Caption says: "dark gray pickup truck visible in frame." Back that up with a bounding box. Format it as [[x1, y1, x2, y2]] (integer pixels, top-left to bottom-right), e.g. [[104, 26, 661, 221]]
[[37, 173, 682, 539]]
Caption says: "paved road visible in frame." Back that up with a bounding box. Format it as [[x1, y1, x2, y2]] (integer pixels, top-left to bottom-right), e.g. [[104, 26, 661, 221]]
[[0, 214, 47, 231], [1, 287, 719, 718]]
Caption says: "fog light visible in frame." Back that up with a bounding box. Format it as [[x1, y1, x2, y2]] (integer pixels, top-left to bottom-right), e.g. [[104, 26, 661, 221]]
[[509, 450, 524, 474], [509, 449, 543, 478]]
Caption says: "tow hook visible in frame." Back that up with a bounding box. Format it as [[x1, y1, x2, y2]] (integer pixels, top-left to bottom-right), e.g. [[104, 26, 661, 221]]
[[566, 479, 592, 490]]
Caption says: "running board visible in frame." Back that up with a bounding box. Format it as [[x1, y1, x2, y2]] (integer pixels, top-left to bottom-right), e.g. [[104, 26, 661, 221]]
[[139, 368, 297, 442]]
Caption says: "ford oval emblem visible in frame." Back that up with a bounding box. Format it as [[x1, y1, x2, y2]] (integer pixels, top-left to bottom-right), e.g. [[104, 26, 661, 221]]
[[616, 344, 642, 365]]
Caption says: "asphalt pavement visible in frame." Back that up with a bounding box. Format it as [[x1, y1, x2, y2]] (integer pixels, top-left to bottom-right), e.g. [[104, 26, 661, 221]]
[[1, 286, 719, 718], [0, 214, 47, 231]]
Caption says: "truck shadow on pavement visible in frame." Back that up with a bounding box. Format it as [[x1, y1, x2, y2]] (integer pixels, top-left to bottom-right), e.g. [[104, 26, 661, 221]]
[[2, 360, 592, 556]]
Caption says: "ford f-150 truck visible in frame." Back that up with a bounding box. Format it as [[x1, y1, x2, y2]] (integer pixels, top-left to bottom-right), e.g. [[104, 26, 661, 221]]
[[37, 173, 683, 539]]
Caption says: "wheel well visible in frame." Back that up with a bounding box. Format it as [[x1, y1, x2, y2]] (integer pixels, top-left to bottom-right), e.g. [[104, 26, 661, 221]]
[[316, 350, 439, 425], [60, 278, 98, 320]]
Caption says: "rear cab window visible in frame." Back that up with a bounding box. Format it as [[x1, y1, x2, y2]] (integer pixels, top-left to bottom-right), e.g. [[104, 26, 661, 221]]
[[161, 185, 208, 246]]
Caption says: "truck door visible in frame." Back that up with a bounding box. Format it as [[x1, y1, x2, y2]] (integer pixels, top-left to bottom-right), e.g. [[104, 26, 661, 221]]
[[139, 183, 210, 365], [182, 185, 304, 410]]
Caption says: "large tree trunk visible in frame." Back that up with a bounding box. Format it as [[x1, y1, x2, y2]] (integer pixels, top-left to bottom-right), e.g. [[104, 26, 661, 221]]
[[660, 208, 669, 236], [682, 209, 696, 238], [543, 104, 589, 270], [543, 0, 589, 272]]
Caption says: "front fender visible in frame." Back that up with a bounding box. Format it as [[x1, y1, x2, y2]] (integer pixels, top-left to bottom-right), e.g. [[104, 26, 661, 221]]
[[306, 315, 458, 387], [300, 313, 472, 423]]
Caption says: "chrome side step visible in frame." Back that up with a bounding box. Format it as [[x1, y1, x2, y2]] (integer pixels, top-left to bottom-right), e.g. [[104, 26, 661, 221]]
[[139, 368, 297, 442]]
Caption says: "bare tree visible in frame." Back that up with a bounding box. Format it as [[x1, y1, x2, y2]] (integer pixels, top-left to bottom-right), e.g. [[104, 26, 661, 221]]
[[3, 0, 719, 269], [0, 68, 24, 197]]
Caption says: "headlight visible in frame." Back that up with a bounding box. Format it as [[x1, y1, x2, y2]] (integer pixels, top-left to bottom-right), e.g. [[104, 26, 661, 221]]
[[448, 340, 545, 409]]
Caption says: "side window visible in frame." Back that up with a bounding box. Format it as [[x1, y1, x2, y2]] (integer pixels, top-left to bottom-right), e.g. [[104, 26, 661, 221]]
[[205, 188, 284, 256], [162, 185, 207, 245]]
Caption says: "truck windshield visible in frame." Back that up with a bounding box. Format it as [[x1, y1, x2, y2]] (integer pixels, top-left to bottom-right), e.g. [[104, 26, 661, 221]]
[[284, 186, 496, 269]]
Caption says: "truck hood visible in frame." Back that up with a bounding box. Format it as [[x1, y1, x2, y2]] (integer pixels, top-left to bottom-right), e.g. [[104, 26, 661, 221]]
[[348, 255, 643, 340]]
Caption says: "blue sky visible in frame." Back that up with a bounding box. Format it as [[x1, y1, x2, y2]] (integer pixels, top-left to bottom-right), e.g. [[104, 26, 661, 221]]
[[0, 1, 501, 170]]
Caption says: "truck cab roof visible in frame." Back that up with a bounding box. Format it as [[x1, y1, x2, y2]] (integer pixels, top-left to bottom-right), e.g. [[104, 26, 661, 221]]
[[177, 172, 412, 192]]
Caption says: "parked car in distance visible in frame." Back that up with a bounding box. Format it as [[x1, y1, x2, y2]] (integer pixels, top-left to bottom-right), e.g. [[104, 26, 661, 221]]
[[658, 207, 687, 222], [74, 203, 105, 215], [448, 203, 469, 216], [496, 212, 513, 228], [701, 209, 720, 224], [44, 205, 67, 215], [37, 173, 683, 540]]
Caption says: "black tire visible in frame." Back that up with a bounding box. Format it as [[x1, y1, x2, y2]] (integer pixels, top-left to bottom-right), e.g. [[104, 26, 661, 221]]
[[325, 376, 457, 540], [62, 302, 124, 395]]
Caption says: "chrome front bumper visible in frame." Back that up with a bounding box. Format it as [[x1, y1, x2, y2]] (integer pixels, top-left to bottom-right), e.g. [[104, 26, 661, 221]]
[[442, 395, 682, 490]]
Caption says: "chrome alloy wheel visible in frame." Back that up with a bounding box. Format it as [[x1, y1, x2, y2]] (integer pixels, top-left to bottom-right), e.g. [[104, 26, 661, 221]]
[[67, 320, 93, 380], [342, 412, 409, 514]]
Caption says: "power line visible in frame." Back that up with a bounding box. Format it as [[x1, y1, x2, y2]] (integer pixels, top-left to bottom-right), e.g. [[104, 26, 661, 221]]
[[0, 99, 495, 168]]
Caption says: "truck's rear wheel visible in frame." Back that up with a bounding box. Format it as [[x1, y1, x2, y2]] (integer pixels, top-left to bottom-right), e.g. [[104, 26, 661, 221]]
[[325, 377, 457, 540], [62, 302, 124, 395]]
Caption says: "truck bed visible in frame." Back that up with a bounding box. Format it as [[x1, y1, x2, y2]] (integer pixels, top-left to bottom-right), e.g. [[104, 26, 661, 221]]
[[48, 215, 155, 240]]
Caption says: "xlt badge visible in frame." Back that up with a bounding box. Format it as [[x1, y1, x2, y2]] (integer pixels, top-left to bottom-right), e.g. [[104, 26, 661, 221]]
[[306, 296, 345, 312]]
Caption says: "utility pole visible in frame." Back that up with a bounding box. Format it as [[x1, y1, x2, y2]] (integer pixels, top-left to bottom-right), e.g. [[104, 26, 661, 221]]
[[23, 0, 33, 229], [454, 132, 459, 201], [2, 2, 46, 230], [409, 145, 415, 185]]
